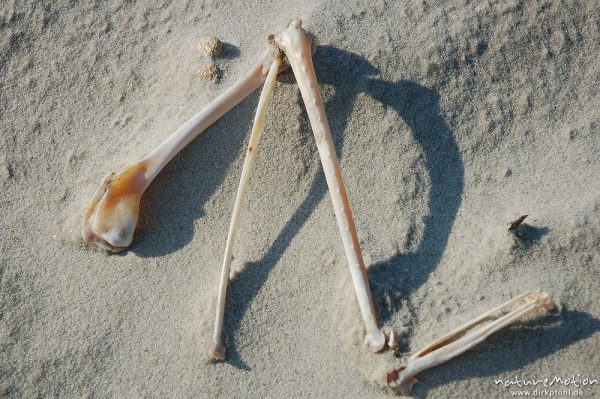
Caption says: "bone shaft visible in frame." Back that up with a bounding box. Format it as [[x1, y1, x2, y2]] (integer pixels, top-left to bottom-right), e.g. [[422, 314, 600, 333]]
[[211, 58, 281, 357], [144, 61, 269, 183], [282, 35, 381, 344]]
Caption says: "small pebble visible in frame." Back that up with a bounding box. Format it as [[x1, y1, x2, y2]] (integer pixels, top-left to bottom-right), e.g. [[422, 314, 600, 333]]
[[387, 330, 400, 351], [196, 64, 220, 81], [541, 46, 550, 59], [2, 163, 12, 180], [197, 36, 222, 58], [517, 93, 532, 115]]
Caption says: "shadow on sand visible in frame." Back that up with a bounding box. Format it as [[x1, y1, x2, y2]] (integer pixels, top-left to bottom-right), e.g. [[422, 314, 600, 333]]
[[124, 45, 598, 381], [222, 45, 465, 369]]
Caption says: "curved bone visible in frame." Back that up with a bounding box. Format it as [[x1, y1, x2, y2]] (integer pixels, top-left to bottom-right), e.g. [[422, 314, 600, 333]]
[[209, 56, 282, 360], [82, 53, 276, 252], [387, 289, 554, 395], [274, 20, 386, 352]]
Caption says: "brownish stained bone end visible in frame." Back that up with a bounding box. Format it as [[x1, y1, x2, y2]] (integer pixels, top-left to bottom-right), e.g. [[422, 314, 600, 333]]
[[82, 162, 148, 252]]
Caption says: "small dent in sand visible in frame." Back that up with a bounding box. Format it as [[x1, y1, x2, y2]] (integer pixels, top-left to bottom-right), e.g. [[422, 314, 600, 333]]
[[197, 36, 223, 58], [196, 64, 221, 82], [516, 93, 533, 115], [564, 127, 577, 140], [113, 115, 132, 127], [549, 30, 567, 54], [56, 188, 69, 202]]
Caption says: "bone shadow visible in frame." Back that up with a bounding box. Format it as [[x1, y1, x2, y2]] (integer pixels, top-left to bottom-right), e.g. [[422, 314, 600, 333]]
[[220, 42, 241, 60], [133, 93, 259, 257], [366, 75, 464, 328], [410, 309, 600, 398], [222, 46, 464, 369]]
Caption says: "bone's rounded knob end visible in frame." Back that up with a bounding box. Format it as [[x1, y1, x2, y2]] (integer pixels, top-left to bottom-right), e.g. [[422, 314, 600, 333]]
[[82, 163, 147, 252], [366, 329, 386, 353], [208, 341, 226, 361]]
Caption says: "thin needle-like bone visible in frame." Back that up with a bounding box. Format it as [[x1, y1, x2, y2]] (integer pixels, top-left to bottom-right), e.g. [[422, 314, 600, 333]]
[[82, 53, 276, 252], [274, 20, 386, 352], [386, 289, 554, 395], [209, 56, 282, 361]]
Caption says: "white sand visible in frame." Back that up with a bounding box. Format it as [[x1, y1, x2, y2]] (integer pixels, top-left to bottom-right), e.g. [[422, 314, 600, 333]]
[[1, 0, 599, 397]]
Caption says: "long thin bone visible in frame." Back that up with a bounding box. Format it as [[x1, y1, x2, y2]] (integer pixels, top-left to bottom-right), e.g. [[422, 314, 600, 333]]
[[209, 56, 282, 360], [82, 52, 277, 252], [386, 289, 554, 395], [274, 20, 386, 352]]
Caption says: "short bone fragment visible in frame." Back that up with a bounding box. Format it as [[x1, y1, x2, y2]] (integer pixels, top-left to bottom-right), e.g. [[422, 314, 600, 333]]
[[274, 20, 386, 352], [386, 289, 554, 395], [82, 53, 275, 252], [209, 56, 282, 360]]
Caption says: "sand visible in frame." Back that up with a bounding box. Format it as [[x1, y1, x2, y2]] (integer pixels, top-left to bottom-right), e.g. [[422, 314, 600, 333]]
[[1, 0, 599, 397]]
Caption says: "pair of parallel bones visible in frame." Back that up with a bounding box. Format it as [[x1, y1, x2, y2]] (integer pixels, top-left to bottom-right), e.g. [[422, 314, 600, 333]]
[[82, 21, 553, 394]]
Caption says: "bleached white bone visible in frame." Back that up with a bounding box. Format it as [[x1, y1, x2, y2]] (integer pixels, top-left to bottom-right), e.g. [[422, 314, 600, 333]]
[[82, 52, 277, 252], [386, 289, 554, 395], [208, 56, 282, 360], [274, 20, 386, 352]]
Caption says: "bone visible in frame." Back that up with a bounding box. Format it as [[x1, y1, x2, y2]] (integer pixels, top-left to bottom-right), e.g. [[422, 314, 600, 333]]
[[274, 20, 386, 352], [388, 330, 400, 352], [209, 56, 282, 360], [386, 289, 554, 395], [82, 52, 276, 252]]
